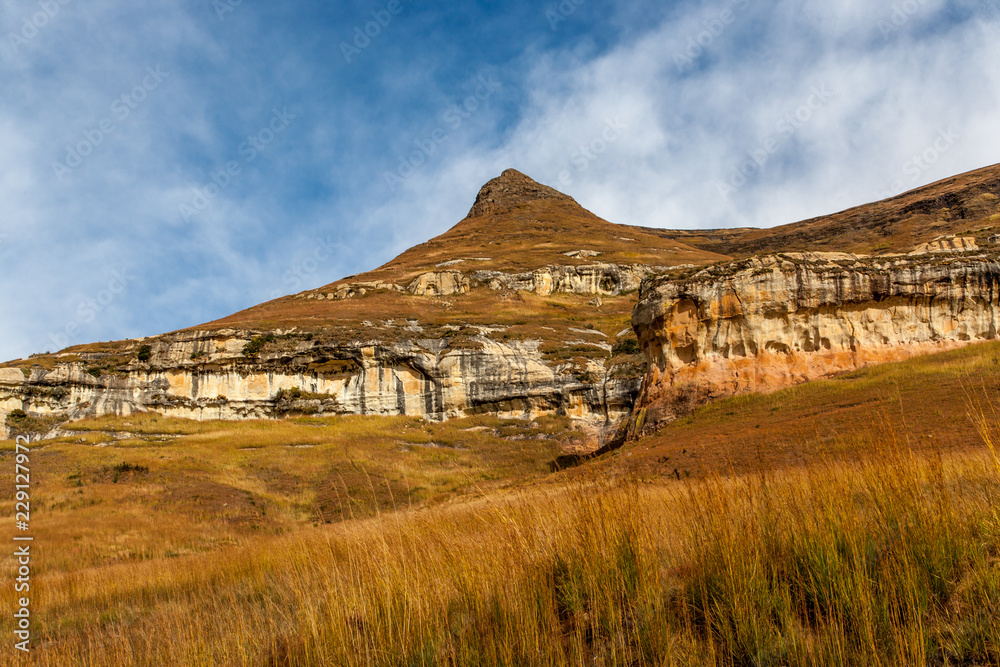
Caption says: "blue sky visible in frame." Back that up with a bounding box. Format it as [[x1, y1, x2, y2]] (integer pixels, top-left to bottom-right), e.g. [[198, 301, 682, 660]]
[[1, 0, 999, 362]]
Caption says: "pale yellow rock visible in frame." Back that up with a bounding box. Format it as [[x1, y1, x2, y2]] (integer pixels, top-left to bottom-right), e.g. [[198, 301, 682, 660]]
[[472, 263, 663, 296], [407, 271, 471, 296], [0, 368, 25, 385], [0, 331, 636, 436], [909, 235, 978, 255], [631, 252, 1000, 430]]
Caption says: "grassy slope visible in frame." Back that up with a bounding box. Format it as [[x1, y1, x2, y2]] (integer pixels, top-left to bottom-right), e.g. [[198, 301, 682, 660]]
[[349, 198, 725, 282], [595, 340, 1000, 481], [195, 197, 727, 335], [203, 288, 642, 349], [672, 162, 1000, 256], [0, 413, 580, 576], [3, 342, 1000, 664], [10, 446, 1000, 665]]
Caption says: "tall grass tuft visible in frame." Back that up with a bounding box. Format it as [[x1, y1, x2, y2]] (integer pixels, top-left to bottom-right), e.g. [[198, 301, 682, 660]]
[[9, 409, 1000, 665]]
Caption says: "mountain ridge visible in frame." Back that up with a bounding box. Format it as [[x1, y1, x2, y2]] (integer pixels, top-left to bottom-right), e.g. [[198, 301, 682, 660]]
[[3, 163, 1000, 446], [670, 162, 1000, 256]]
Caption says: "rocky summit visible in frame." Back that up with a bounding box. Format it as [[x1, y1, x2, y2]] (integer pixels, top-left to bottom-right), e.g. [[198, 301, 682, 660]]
[[3, 164, 1000, 449], [466, 168, 575, 218]]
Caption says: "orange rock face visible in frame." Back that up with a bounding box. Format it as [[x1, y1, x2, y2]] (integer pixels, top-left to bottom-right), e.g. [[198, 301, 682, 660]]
[[630, 251, 1000, 432]]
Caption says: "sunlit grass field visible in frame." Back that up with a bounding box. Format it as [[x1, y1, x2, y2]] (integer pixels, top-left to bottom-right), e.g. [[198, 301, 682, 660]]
[[601, 340, 1000, 480], [4, 343, 1000, 665], [0, 413, 573, 577]]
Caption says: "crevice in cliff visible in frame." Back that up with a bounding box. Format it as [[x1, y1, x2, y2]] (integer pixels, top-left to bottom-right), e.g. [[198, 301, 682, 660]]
[[629, 251, 1000, 436]]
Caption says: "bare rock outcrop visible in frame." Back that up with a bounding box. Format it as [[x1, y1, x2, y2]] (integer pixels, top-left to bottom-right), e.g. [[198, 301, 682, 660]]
[[407, 271, 471, 296], [471, 263, 663, 297], [466, 169, 576, 218], [310, 263, 665, 300], [0, 331, 641, 442], [629, 250, 1000, 433], [909, 235, 979, 255]]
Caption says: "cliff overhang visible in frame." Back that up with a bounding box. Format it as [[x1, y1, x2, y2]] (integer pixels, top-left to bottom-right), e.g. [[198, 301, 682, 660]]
[[628, 249, 1000, 435]]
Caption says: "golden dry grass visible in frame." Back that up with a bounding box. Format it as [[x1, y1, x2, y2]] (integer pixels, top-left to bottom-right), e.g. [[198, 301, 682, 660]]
[[0, 413, 572, 577], [603, 340, 1000, 480], [2, 343, 1000, 664], [2, 418, 1000, 665]]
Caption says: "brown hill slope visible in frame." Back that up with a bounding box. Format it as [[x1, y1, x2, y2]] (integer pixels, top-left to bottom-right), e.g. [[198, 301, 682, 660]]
[[203, 163, 1000, 333], [3, 165, 1000, 437], [366, 168, 720, 277], [672, 162, 1000, 256], [202, 169, 726, 332], [587, 339, 1000, 480]]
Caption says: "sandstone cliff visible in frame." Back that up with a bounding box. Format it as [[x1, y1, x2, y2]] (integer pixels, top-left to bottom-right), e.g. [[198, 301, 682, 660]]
[[307, 263, 666, 300], [629, 249, 1000, 433], [5, 166, 1000, 444], [1, 170, 672, 443], [0, 329, 641, 440]]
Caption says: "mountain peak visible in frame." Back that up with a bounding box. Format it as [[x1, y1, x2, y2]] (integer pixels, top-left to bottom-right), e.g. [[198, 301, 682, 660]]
[[466, 169, 575, 218]]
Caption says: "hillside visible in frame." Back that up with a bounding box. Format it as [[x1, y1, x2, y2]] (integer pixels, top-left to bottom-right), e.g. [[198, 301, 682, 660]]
[[6, 340, 1000, 664], [671, 162, 1000, 256], [198, 168, 727, 332], [597, 340, 1000, 480], [2, 165, 1000, 448]]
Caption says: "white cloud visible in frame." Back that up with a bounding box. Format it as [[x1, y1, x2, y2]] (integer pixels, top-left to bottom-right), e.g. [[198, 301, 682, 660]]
[[1, 0, 998, 364]]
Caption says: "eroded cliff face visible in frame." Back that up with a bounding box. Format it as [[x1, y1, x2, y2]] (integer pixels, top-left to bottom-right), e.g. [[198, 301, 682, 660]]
[[630, 250, 1000, 432], [10, 167, 998, 445], [302, 263, 667, 300], [0, 329, 641, 441]]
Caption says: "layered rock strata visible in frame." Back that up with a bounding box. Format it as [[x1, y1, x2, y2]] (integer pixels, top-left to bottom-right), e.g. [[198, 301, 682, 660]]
[[304, 263, 666, 300], [630, 251, 1000, 432], [0, 331, 641, 440]]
